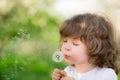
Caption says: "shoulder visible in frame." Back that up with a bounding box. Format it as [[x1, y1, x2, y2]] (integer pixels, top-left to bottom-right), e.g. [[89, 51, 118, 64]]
[[98, 67, 116, 75], [96, 67, 118, 80]]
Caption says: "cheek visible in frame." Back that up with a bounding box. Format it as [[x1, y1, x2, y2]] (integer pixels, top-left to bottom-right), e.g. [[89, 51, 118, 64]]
[[72, 53, 88, 64], [72, 48, 88, 62], [72, 53, 87, 59]]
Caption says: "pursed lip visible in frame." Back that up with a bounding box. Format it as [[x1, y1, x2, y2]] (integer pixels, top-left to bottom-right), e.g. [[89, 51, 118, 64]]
[[64, 54, 70, 58]]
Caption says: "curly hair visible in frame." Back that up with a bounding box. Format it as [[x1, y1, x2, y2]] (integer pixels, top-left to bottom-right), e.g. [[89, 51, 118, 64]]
[[59, 13, 119, 74]]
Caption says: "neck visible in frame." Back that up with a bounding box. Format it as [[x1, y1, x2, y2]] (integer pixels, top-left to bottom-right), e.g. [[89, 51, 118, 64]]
[[75, 63, 95, 73]]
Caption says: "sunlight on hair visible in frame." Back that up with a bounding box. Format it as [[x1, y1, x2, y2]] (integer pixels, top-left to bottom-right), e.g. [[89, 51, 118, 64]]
[[80, 21, 87, 28]]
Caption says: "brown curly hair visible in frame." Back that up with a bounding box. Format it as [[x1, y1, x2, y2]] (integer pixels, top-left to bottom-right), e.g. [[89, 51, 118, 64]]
[[59, 13, 119, 74]]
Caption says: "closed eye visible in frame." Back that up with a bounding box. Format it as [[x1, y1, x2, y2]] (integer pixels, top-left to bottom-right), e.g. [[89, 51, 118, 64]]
[[63, 40, 67, 43], [73, 43, 79, 46]]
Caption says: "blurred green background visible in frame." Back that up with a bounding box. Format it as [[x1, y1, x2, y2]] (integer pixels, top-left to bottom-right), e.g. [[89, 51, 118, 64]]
[[0, 0, 120, 80]]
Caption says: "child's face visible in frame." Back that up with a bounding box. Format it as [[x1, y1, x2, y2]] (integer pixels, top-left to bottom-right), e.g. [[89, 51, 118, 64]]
[[61, 37, 89, 65]]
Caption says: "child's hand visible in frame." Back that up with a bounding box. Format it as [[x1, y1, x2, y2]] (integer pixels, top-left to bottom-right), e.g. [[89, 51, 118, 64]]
[[60, 70, 74, 80], [52, 68, 61, 80], [52, 68, 67, 80], [61, 76, 74, 80]]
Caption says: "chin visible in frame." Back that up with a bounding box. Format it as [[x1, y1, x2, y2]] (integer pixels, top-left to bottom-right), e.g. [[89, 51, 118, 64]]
[[64, 59, 74, 65]]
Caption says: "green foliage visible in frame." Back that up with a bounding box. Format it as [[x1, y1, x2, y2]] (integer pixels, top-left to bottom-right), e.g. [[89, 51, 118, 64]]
[[0, 1, 64, 80], [0, 0, 119, 80], [0, 52, 66, 80], [118, 74, 120, 80]]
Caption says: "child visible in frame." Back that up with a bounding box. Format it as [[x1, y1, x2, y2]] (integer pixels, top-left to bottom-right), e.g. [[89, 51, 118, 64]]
[[52, 13, 119, 80]]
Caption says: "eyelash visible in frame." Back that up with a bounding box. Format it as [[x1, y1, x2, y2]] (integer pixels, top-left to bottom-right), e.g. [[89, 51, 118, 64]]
[[73, 43, 79, 46], [63, 40, 67, 43], [63, 40, 79, 46]]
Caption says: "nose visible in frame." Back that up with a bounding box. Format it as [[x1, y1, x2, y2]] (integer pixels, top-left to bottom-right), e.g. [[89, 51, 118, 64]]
[[64, 42, 71, 51]]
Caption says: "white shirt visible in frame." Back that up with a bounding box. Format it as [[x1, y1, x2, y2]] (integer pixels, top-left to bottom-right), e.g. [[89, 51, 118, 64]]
[[64, 66, 118, 80]]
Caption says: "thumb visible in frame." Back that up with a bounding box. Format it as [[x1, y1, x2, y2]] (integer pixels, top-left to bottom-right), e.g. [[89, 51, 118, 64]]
[[60, 70, 67, 77]]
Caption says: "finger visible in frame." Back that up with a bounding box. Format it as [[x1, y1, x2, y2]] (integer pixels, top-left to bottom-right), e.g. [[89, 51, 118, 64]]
[[52, 69, 62, 80], [61, 77, 66, 80], [53, 72, 61, 78], [60, 70, 67, 77], [52, 75, 61, 80], [53, 69, 62, 77], [61, 76, 74, 80], [54, 68, 61, 73]]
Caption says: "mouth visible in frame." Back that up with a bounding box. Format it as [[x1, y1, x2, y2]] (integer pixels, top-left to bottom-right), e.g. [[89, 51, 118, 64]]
[[64, 54, 70, 58]]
